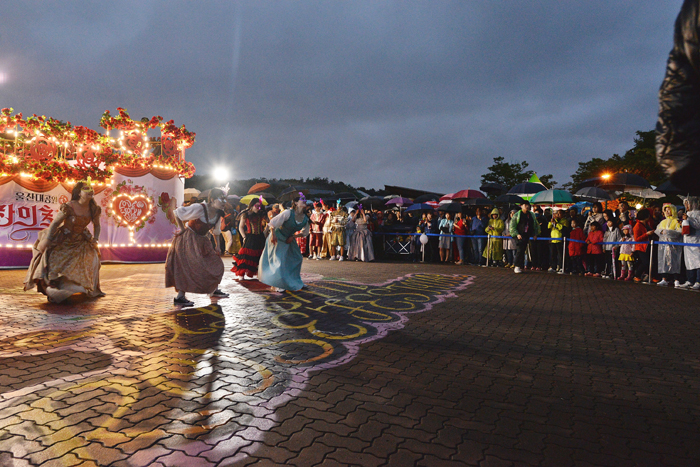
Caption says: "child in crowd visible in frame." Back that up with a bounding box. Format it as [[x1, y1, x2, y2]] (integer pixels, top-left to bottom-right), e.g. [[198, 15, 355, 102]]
[[602, 218, 622, 279], [618, 225, 635, 281], [585, 221, 604, 277], [568, 219, 585, 275]]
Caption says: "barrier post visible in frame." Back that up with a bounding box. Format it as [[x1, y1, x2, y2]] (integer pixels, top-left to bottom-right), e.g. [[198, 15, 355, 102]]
[[648, 240, 654, 284], [485, 235, 491, 267], [560, 238, 567, 274]]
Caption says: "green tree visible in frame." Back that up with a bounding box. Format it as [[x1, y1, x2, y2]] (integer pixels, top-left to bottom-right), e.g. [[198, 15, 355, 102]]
[[566, 130, 665, 190], [480, 157, 556, 198]]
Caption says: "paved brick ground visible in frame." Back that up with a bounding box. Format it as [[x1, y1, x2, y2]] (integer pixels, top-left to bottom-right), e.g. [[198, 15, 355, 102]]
[[1, 258, 699, 466]]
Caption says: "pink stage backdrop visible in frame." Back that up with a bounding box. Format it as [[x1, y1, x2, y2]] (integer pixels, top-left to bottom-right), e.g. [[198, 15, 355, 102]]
[[0, 172, 183, 268]]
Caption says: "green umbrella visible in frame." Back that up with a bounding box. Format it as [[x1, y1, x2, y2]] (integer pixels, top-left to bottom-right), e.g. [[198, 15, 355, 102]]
[[530, 189, 574, 204]]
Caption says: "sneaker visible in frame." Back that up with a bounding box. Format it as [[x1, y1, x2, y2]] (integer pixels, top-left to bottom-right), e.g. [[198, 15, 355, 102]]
[[676, 281, 692, 289], [585, 272, 593, 277], [548, 268, 554, 273], [657, 279, 669, 287], [514, 267, 522, 274], [329, 256, 337, 261], [315, 256, 321, 260], [174, 297, 194, 306], [308, 254, 314, 259], [674, 280, 681, 288], [592, 273, 601, 278], [633, 277, 643, 283], [338, 256, 344, 262], [211, 289, 229, 298], [692, 283, 700, 290]]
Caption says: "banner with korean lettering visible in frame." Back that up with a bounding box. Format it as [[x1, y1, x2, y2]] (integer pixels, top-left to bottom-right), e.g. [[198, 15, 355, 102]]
[[0, 172, 184, 267]]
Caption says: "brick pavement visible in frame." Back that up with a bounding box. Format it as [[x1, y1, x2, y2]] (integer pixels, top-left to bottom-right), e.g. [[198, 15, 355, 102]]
[[0, 259, 699, 466]]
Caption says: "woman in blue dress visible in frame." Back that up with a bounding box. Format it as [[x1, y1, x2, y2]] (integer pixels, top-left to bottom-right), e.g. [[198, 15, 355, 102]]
[[259, 195, 310, 292]]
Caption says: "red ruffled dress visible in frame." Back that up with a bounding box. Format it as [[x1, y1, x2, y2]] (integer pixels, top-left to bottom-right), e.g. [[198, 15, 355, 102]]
[[231, 210, 266, 278]]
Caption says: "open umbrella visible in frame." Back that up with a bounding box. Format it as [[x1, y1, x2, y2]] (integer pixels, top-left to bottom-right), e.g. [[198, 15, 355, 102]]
[[656, 180, 685, 195], [507, 182, 547, 195], [346, 201, 359, 209], [425, 200, 439, 208], [575, 186, 613, 201], [359, 196, 386, 209], [239, 194, 269, 206], [494, 194, 526, 205], [451, 189, 486, 200], [413, 194, 441, 203], [385, 196, 413, 207], [625, 188, 665, 199], [480, 182, 507, 196], [530, 189, 575, 204], [183, 188, 200, 202], [439, 193, 455, 202], [462, 198, 492, 206], [597, 173, 650, 191], [248, 182, 271, 194], [437, 202, 462, 213], [405, 203, 436, 213]]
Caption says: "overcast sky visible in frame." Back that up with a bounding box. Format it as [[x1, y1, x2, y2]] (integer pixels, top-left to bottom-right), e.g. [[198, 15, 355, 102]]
[[0, 1, 683, 193]]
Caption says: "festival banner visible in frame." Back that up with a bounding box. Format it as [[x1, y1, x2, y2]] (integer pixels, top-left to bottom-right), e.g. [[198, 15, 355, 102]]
[[0, 172, 183, 267]]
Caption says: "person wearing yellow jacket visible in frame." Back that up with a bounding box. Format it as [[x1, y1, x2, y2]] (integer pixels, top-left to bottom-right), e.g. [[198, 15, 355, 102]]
[[548, 210, 569, 272], [483, 208, 505, 266], [656, 203, 683, 287]]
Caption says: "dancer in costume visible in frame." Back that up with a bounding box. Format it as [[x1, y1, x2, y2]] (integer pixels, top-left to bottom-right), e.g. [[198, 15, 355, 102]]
[[308, 201, 326, 260], [231, 197, 266, 279], [347, 204, 375, 262], [24, 181, 105, 303], [259, 194, 310, 292], [329, 200, 349, 261], [321, 200, 334, 258], [166, 188, 229, 306]]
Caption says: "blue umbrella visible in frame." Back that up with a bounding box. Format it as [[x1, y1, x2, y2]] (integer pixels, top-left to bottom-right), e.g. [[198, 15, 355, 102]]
[[405, 203, 435, 212]]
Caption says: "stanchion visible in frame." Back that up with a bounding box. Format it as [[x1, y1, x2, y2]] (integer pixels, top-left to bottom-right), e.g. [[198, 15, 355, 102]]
[[485, 235, 491, 267], [648, 240, 654, 284], [559, 238, 567, 274]]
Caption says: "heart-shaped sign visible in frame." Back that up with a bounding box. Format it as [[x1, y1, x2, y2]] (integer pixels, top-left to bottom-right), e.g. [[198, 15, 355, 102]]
[[112, 194, 153, 228]]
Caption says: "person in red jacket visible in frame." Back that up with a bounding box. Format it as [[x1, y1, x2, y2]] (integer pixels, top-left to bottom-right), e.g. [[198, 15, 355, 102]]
[[568, 219, 586, 275], [633, 209, 656, 282], [585, 221, 605, 277]]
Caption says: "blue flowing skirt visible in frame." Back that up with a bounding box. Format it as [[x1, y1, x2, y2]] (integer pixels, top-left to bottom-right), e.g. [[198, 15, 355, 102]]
[[259, 236, 304, 291]]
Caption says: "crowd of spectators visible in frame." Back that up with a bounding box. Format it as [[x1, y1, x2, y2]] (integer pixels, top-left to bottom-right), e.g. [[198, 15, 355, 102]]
[[205, 195, 700, 290]]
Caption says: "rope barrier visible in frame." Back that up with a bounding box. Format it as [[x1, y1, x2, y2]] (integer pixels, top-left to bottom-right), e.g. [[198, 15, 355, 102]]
[[374, 232, 700, 247]]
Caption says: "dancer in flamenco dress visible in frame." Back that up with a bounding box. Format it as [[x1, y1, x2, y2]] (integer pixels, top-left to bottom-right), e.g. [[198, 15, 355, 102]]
[[24, 181, 105, 303], [259, 195, 310, 292], [230, 197, 266, 279], [165, 188, 229, 306]]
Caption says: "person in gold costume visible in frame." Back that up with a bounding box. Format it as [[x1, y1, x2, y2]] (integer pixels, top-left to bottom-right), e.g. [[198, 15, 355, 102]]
[[24, 181, 105, 303]]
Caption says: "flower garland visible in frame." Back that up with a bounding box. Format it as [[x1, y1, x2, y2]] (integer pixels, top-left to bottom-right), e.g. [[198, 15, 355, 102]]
[[0, 107, 196, 182]]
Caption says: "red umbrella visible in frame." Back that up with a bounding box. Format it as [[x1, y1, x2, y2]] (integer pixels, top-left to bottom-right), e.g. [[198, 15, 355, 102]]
[[451, 189, 486, 200], [440, 193, 455, 202], [248, 182, 271, 194], [425, 200, 439, 208]]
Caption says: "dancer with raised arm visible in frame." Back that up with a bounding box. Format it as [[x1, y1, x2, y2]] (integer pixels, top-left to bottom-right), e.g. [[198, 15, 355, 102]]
[[166, 188, 229, 306], [259, 194, 310, 292]]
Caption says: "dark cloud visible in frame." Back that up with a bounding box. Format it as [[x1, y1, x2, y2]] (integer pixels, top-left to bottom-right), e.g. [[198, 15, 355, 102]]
[[0, 1, 683, 193]]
